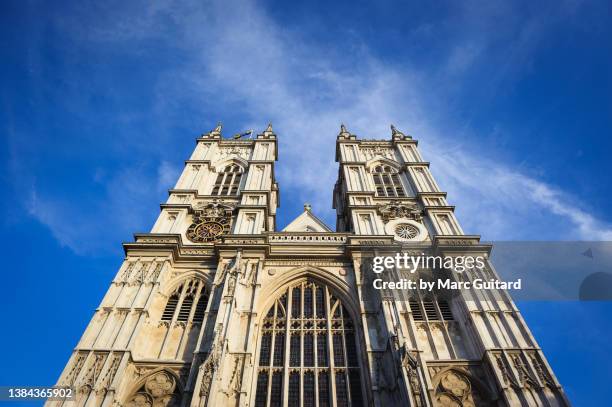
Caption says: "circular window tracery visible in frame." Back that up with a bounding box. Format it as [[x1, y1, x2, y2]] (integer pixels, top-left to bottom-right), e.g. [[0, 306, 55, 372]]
[[384, 219, 427, 242], [395, 224, 419, 240]]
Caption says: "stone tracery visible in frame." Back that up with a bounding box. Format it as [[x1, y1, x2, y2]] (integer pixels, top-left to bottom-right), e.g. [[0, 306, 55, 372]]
[[125, 371, 180, 407], [254, 279, 365, 407]]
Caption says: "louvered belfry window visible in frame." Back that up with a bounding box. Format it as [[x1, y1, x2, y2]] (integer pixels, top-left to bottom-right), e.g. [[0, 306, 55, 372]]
[[255, 280, 364, 407], [372, 165, 406, 197], [409, 297, 454, 322], [211, 164, 243, 196], [161, 279, 209, 324]]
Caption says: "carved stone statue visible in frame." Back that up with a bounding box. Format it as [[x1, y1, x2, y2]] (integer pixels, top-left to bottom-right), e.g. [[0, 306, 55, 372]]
[[377, 202, 423, 223], [199, 327, 224, 399], [240, 262, 257, 287], [399, 345, 424, 407]]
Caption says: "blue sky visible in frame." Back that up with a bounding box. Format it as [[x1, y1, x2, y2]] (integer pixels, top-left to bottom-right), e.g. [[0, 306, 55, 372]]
[[1, 0, 611, 405]]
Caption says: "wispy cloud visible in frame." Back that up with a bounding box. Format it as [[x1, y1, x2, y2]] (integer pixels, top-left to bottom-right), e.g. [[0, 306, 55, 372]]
[[24, 165, 164, 255], [13, 0, 612, 253], [157, 161, 180, 191]]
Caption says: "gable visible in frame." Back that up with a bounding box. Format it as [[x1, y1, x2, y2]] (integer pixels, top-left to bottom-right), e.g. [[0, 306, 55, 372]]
[[282, 210, 333, 232]]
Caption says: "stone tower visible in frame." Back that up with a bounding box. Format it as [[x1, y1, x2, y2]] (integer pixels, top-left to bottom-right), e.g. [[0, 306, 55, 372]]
[[49, 124, 569, 407]]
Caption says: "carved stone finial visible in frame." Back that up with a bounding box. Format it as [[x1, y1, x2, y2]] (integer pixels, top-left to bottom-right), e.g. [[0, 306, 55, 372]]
[[338, 123, 353, 139], [304, 203, 312, 212], [258, 122, 276, 139], [202, 122, 223, 139], [390, 124, 411, 140]]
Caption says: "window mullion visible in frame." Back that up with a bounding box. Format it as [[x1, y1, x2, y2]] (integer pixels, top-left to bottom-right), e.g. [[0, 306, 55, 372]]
[[435, 299, 458, 359], [313, 288, 320, 407], [389, 173, 399, 196], [300, 285, 304, 407], [187, 283, 204, 322], [325, 286, 337, 406], [283, 286, 292, 406], [221, 172, 227, 195], [265, 301, 277, 407], [339, 312, 352, 406], [315, 368, 320, 407], [228, 172, 236, 195], [236, 172, 242, 194], [218, 172, 225, 196], [300, 349, 304, 407], [172, 284, 188, 323]]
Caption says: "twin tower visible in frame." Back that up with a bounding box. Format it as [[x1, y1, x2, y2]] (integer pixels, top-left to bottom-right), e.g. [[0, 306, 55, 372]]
[[50, 124, 569, 407]]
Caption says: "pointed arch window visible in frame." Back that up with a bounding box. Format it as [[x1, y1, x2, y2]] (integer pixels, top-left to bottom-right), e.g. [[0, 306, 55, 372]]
[[212, 164, 243, 196], [161, 279, 209, 324], [372, 165, 405, 197], [255, 280, 364, 407]]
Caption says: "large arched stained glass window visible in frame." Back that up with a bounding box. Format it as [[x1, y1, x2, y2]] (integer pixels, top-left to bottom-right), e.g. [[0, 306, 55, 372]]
[[255, 280, 364, 407]]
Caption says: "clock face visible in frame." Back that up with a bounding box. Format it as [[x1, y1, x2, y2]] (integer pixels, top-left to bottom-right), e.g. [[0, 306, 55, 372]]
[[186, 203, 234, 243], [194, 221, 224, 241]]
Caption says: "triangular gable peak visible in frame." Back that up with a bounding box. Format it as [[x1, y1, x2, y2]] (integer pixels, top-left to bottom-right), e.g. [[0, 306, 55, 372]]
[[282, 205, 333, 232]]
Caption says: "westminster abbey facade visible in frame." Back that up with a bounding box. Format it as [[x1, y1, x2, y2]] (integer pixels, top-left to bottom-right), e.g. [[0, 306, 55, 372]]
[[50, 124, 570, 406]]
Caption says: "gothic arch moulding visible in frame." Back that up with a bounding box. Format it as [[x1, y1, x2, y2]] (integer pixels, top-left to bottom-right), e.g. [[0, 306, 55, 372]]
[[257, 266, 359, 321], [364, 157, 401, 172], [210, 156, 249, 173], [123, 368, 184, 407], [160, 270, 212, 298]]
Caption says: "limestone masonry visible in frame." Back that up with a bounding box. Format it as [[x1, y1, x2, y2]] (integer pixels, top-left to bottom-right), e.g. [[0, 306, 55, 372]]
[[50, 123, 570, 407]]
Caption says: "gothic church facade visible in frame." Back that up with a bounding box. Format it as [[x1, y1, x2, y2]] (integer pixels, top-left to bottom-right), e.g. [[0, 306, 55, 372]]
[[49, 124, 570, 407]]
